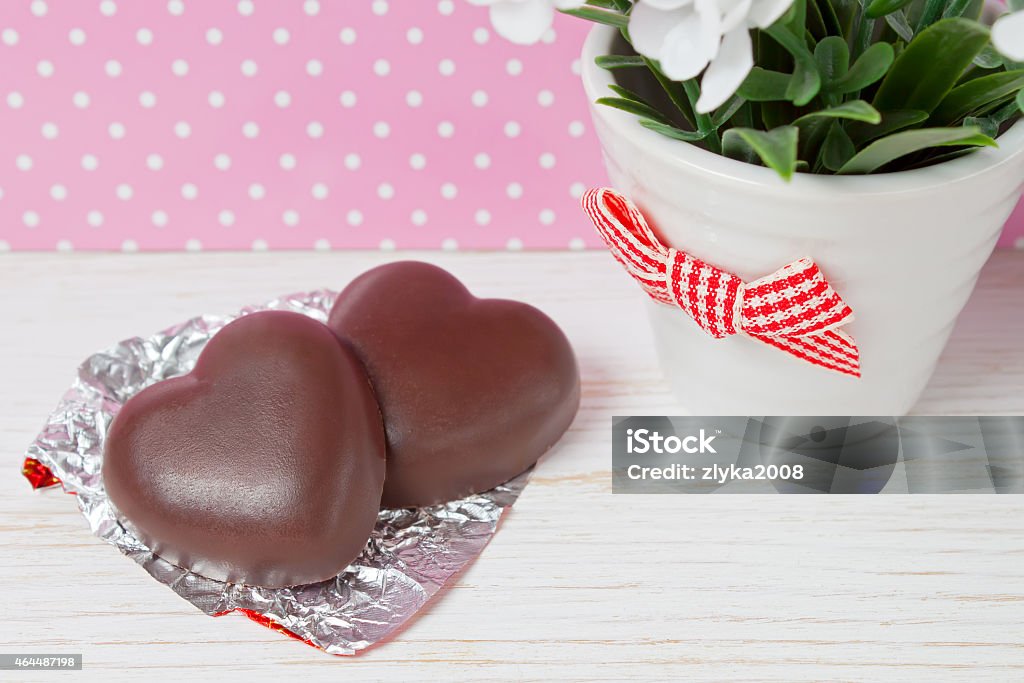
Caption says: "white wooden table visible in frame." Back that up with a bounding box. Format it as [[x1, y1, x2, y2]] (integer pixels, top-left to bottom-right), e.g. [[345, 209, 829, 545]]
[[1, 250, 1022, 681]]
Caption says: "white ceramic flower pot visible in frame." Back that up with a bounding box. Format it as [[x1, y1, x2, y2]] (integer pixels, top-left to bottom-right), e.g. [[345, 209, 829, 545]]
[[582, 25, 1024, 415]]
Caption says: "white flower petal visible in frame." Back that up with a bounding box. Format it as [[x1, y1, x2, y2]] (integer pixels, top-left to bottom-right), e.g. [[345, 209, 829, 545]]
[[695, 0, 724, 61], [629, 2, 689, 58], [640, 0, 695, 9], [488, 0, 555, 44], [696, 27, 754, 113], [745, 0, 795, 28], [722, 0, 753, 33], [993, 11, 1024, 62], [659, 10, 717, 80], [554, 0, 585, 8]]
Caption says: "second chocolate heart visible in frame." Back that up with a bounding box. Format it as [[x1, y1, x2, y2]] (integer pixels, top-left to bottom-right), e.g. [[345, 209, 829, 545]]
[[328, 261, 580, 508]]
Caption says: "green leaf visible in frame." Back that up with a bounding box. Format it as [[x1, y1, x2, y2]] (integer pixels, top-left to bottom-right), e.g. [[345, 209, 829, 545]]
[[821, 122, 857, 171], [942, 0, 975, 18], [973, 45, 1005, 70], [846, 109, 929, 144], [560, 6, 629, 27], [596, 97, 673, 125], [638, 119, 709, 142], [765, 26, 822, 106], [884, 11, 915, 43], [737, 67, 792, 101], [837, 126, 997, 174], [964, 116, 998, 139], [873, 18, 990, 113], [930, 70, 1024, 125], [711, 94, 746, 127], [866, 0, 913, 19], [829, 42, 894, 93], [722, 126, 800, 180], [814, 36, 850, 84], [643, 57, 696, 128], [594, 55, 647, 70], [1018, 89, 1024, 114], [795, 100, 882, 124]]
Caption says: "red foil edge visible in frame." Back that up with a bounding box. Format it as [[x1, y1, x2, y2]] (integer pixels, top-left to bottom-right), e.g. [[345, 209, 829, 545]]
[[22, 457, 62, 489], [214, 608, 325, 652]]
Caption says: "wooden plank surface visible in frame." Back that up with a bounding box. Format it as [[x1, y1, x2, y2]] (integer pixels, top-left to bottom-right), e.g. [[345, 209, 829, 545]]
[[1, 250, 1022, 681]]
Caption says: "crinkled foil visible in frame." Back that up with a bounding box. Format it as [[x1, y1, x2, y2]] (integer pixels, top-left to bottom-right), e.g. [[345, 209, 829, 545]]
[[23, 290, 530, 655]]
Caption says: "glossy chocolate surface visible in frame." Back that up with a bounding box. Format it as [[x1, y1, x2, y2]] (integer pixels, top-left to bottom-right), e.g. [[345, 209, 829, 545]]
[[102, 310, 386, 588], [328, 261, 580, 508]]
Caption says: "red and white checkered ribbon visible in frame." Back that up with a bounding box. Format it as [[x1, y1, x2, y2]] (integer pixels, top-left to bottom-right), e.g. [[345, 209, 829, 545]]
[[582, 188, 860, 378]]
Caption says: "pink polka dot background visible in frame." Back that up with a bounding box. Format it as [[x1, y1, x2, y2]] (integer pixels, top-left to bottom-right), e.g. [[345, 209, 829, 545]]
[[0, 0, 1021, 252]]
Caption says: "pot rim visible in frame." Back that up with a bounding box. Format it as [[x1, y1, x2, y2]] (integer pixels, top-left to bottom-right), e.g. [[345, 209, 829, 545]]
[[581, 24, 1024, 197]]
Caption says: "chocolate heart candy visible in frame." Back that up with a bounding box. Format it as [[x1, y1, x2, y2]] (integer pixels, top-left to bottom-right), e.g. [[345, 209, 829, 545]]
[[102, 310, 386, 588], [328, 261, 580, 508]]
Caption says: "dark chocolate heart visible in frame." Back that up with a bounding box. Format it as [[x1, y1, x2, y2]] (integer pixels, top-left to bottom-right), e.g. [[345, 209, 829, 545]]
[[328, 261, 580, 508], [102, 310, 386, 588]]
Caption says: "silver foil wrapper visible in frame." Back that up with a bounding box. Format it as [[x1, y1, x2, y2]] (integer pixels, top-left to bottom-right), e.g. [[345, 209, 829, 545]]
[[23, 290, 530, 655]]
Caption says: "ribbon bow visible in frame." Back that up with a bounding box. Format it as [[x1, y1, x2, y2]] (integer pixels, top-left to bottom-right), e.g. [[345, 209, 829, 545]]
[[582, 188, 860, 378]]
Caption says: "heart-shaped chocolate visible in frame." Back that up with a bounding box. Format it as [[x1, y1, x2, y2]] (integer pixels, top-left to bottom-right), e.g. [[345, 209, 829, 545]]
[[102, 311, 386, 588], [328, 261, 580, 508]]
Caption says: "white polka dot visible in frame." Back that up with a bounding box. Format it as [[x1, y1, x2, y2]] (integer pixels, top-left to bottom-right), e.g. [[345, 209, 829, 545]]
[[108, 122, 126, 139], [440, 182, 457, 199], [471, 90, 488, 107], [306, 121, 324, 138], [474, 153, 491, 169], [344, 153, 361, 170], [282, 210, 300, 227], [31, 1, 48, 16], [409, 153, 427, 170], [407, 27, 423, 44], [37, 60, 56, 78], [168, 0, 185, 16], [538, 89, 555, 107], [6, 92, 24, 109], [504, 121, 521, 138], [81, 154, 99, 171], [248, 183, 265, 199], [507, 182, 523, 199], [242, 121, 259, 138], [441, 238, 459, 251], [116, 183, 133, 200], [69, 28, 87, 46], [304, 0, 320, 15], [139, 91, 157, 107], [105, 59, 121, 77], [136, 28, 153, 45], [307, 59, 324, 76], [540, 152, 557, 169], [569, 237, 586, 250], [121, 239, 138, 252], [214, 153, 231, 170], [406, 90, 423, 107], [49, 184, 67, 201], [218, 209, 235, 226], [206, 27, 223, 45], [241, 59, 258, 76], [174, 121, 191, 138], [507, 238, 523, 251], [378, 183, 395, 200], [506, 59, 523, 76], [87, 210, 103, 227], [0, 240, 9, 252], [374, 59, 390, 76], [411, 209, 428, 226], [541, 27, 556, 44], [569, 182, 586, 198], [571, 58, 582, 76], [475, 209, 492, 226], [348, 210, 364, 226], [272, 27, 289, 45], [208, 90, 226, 108], [340, 90, 357, 107], [314, 238, 331, 251], [279, 153, 296, 170], [274, 90, 291, 107], [379, 237, 396, 250], [1015, 237, 1024, 250], [23, 211, 40, 228], [185, 238, 203, 252], [151, 210, 168, 227], [539, 209, 556, 225], [438, 0, 454, 15], [311, 182, 329, 199], [15, 154, 33, 171], [172, 59, 189, 76], [252, 239, 269, 251], [56, 240, 74, 252], [569, 120, 586, 137], [372, 0, 389, 15], [146, 153, 163, 170], [438, 120, 455, 138], [374, 121, 391, 138], [73, 91, 89, 108], [2, 29, 18, 46], [41, 122, 59, 139], [340, 27, 357, 44], [100, 1, 117, 17], [473, 27, 490, 44], [237, 0, 254, 16], [439, 58, 456, 76], [181, 182, 198, 200]]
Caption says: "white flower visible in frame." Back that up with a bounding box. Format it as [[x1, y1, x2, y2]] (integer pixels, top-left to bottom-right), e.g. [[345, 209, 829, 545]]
[[629, 0, 795, 113], [468, 0, 585, 45], [992, 10, 1024, 62]]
